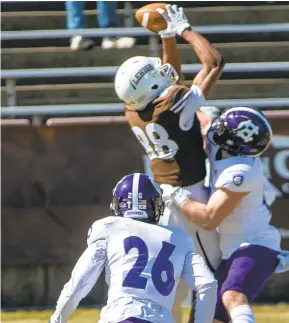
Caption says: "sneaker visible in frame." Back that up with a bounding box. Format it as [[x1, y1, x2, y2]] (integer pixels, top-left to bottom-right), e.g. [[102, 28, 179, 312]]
[[70, 36, 94, 51], [115, 37, 136, 49], [101, 38, 117, 49]]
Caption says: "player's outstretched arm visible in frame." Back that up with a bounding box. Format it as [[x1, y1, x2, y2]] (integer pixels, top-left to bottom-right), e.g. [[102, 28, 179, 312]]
[[181, 28, 225, 99], [176, 167, 255, 230], [161, 37, 182, 84], [49, 241, 106, 323], [157, 4, 224, 98], [179, 188, 248, 231], [155, 5, 223, 134], [161, 178, 249, 231], [182, 238, 218, 323], [156, 5, 185, 83]]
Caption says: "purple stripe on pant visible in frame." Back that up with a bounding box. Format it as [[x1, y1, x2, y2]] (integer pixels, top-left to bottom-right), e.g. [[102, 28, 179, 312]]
[[118, 318, 152, 323], [214, 245, 279, 323]]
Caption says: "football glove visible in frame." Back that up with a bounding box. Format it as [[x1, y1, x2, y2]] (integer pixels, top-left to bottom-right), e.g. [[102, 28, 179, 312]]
[[157, 4, 190, 39], [160, 184, 190, 208]]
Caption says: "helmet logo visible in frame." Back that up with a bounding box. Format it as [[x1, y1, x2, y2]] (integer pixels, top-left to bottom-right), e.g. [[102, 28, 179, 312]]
[[130, 64, 154, 89], [236, 120, 259, 143]]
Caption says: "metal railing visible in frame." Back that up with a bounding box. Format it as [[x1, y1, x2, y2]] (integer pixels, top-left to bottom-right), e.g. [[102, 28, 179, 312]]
[[2, 62, 289, 80], [2, 21, 289, 106], [3, 110, 289, 127], [2, 23, 289, 40], [2, 23, 289, 59], [2, 62, 289, 107], [2, 98, 289, 120]]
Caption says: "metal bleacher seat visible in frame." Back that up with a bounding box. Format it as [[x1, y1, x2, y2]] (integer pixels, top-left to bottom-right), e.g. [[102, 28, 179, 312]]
[[1, 2, 289, 121]]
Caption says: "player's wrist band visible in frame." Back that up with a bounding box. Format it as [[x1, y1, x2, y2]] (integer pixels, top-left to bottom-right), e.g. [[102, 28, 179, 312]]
[[159, 32, 176, 39], [178, 25, 192, 36], [183, 26, 192, 32]]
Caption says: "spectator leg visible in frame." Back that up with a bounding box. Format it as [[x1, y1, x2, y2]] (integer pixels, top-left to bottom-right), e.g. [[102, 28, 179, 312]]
[[66, 1, 87, 29], [97, 1, 119, 49], [97, 1, 135, 49], [66, 1, 94, 51], [97, 1, 119, 30]]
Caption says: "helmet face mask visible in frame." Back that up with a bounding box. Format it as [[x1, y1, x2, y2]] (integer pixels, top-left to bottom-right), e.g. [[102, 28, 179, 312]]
[[151, 196, 164, 222], [110, 173, 164, 223], [158, 63, 179, 85], [115, 56, 179, 111], [207, 107, 272, 157]]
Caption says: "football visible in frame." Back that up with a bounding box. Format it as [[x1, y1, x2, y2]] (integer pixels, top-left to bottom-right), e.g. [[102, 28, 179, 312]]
[[135, 3, 167, 33]]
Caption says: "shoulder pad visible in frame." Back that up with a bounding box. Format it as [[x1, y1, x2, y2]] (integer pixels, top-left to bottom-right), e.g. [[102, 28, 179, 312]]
[[87, 216, 117, 246], [215, 163, 256, 193]]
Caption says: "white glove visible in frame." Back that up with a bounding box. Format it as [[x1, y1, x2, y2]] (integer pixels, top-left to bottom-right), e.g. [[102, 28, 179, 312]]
[[156, 4, 190, 39], [160, 184, 190, 208], [160, 184, 176, 208]]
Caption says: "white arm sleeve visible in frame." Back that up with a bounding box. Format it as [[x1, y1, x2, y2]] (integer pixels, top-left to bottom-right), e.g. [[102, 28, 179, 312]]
[[50, 240, 106, 323], [181, 237, 217, 323], [170, 85, 205, 131]]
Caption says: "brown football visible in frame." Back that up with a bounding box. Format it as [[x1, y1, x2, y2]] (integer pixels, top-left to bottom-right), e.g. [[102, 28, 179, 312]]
[[135, 3, 167, 33]]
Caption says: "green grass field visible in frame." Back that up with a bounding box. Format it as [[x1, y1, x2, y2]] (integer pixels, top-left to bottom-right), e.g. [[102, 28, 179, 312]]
[[2, 305, 289, 323]]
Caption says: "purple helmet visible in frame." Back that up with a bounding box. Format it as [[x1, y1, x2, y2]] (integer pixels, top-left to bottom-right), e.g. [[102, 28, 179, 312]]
[[208, 107, 272, 157], [110, 173, 164, 222]]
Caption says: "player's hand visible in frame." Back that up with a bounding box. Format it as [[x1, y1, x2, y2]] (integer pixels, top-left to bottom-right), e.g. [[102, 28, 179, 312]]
[[156, 4, 190, 38], [161, 184, 191, 208], [160, 184, 175, 207]]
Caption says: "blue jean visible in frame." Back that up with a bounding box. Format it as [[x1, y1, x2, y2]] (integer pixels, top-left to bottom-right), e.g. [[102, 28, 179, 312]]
[[65, 1, 118, 30]]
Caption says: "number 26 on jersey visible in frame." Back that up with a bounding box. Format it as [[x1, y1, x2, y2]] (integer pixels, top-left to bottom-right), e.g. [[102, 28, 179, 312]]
[[122, 236, 176, 296], [132, 123, 179, 160]]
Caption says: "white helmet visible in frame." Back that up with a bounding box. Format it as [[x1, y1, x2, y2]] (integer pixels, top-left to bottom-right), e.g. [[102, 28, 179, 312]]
[[115, 56, 179, 111]]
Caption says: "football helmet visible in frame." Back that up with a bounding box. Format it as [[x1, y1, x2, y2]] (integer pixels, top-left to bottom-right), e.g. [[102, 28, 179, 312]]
[[207, 106, 272, 157], [114, 56, 179, 111], [110, 173, 164, 222]]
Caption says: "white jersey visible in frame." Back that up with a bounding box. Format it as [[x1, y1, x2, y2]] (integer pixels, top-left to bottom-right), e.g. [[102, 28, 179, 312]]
[[159, 180, 222, 271], [50, 216, 217, 323], [212, 156, 281, 259]]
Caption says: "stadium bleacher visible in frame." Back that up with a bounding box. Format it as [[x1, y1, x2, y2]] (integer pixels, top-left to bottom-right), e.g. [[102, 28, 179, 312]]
[[1, 2, 289, 113]]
